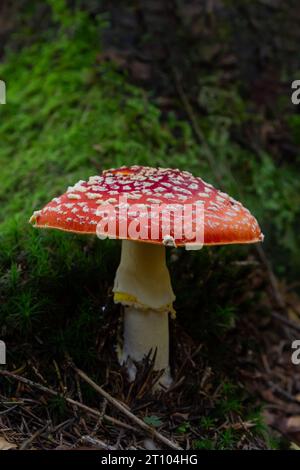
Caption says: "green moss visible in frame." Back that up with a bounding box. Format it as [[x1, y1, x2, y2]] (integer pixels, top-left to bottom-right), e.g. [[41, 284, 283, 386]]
[[0, 2, 208, 374], [193, 438, 215, 450]]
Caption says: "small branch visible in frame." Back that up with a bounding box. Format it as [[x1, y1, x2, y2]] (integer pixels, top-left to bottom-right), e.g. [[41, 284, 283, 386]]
[[271, 310, 300, 334], [0, 370, 136, 434], [172, 66, 223, 183], [19, 422, 50, 450], [71, 363, 182, 450], [255, 244, 285, 310], [81, 435, 117, 450]]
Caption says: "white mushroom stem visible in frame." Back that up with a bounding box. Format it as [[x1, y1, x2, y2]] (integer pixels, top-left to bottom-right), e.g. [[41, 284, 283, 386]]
[[121, 306, 171, 384], [113, 240, 175, 386]]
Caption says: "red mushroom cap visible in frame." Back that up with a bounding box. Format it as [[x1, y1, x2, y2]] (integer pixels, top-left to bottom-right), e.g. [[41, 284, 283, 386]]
[[30, 165, 263, 247]]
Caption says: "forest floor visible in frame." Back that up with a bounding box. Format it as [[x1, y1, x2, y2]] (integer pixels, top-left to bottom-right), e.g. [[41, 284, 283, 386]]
[[0, 0, 300, 450]]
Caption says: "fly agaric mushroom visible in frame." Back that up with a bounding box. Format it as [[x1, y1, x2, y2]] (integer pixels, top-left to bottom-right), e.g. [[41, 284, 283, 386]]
[[30, 166, 263, 387]]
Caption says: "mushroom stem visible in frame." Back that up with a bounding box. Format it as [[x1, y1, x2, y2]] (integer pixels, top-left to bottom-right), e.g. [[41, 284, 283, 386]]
[[121, 306, 172, 385], [113, 240, 175, 386]]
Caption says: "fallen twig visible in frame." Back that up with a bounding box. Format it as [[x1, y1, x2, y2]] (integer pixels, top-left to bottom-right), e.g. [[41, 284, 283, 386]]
[[81, 435, 117, 450], [271, 310, 300, 334], [0, 370, 137, 434], [19, 422, 50, 450], [172, 66, 222, 182], [256, 245, 285, 310], [70, 363, 182, 450]]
